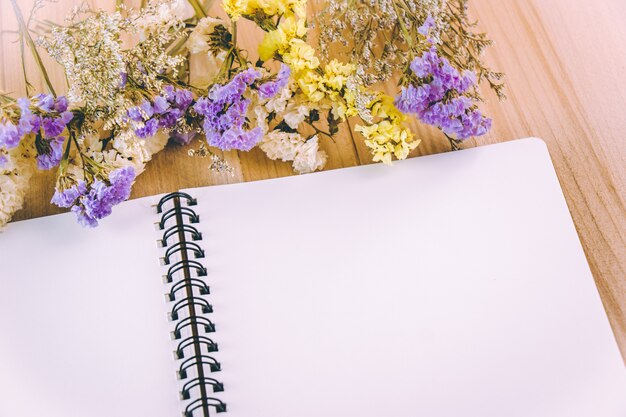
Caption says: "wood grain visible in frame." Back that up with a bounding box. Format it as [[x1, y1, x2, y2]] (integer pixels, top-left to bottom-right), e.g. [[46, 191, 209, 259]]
[[1, 0, 625, 358]]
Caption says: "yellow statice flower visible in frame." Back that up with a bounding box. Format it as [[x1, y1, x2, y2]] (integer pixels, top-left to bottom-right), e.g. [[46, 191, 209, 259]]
[[247, 0, 286, 16], [370, 94, 406, 123], [322, 60, 354, 91], [222, 0, 248, 20], [259, 27, 289, 60], [258, 16, 307, 61], [297, 70, 325, 102], [279, 15, 307, 39], [283, 39, 319, 73], [285, 0, 307, 18], [355, 121, 420, 165]]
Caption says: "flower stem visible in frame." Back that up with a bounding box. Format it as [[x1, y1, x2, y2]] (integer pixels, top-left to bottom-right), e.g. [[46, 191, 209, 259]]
[[10, 0, 56, 96], [186, 0, 208, 18]]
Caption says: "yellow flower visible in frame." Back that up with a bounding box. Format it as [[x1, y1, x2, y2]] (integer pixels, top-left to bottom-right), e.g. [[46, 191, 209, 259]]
[[283, 39, 319, 73], [259, 28, 289, 60], [322, 60, 354, 91], [279, 15, 307, 39], [247, 0, 286, 16], [258, 16, 307, 61], [285, 0, 307, 18], [370, 94, 405, 123], [297, 70, 325, 102], [222, 0, 248, 20], [355, 120, 420, 164]]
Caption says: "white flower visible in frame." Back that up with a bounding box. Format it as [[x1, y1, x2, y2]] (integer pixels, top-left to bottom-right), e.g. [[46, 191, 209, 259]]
[[135, 0, 190, 37], [190, 50, 227, 89], [264, 85, 293, 114], [260, 132, 328, 174], [283, 103, 309, 129], [0, 143, 36, 228], [187, 17, 225, 54], [292, 136, 327, 174], [260, 131, 304, 161], [112, 130, 169, 175]]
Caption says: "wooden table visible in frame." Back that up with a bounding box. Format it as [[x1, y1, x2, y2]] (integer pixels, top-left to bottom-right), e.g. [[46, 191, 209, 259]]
[[2, 0, 625, 358]]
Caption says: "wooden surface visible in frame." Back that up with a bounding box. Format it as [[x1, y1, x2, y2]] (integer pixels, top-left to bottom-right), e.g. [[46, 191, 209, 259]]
[[1, 0, 625, 358]]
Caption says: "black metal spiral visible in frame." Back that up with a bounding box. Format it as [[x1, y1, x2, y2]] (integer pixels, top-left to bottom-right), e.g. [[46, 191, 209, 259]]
[[157, 192, 227, 417]]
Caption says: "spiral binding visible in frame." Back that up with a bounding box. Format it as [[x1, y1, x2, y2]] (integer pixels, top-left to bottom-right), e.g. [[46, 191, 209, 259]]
[[157, 192, 227, 417]]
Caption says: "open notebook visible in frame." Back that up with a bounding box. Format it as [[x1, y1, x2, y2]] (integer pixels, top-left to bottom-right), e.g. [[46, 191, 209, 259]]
[[0, 138, 624, 417]]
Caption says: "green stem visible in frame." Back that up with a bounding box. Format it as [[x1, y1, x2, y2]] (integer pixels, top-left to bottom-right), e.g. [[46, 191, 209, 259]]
[[10, 0, 56, 96], [187, 0, 208, 18]]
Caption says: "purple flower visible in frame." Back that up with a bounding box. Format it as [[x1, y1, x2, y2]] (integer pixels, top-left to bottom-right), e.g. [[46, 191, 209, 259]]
[[140, 100, 154, 119], [119, 72, 128, 89], [0, 121, 21, 149], [395, 46, 491, 140], [54, 96, 69, 113], [51, 182, 86, 208], [163, 85, 175, 100], [158, 109, 182, 129], [171, 130, 196, 145], [17, 112, 41, 136], [418, 16, 436, 36], [194, 69, 264, 152], [42, 117, 66, 138], [0, 153, 8, 168], [128, 86, 193, 138], [37, 137, 65, 170], [258, 64, 291, 99], [17, 97, 30, 112], [173, 89, 193, 109], [108, 166, 136, 203], [207, 126, 263, 151], [61, 111, 74, 124], [127, 106, 144, 122], [35, 94, 55, 112], [153, 96, 170, 114], [135, 118, 159, 138], [53, 167, 136, 227]]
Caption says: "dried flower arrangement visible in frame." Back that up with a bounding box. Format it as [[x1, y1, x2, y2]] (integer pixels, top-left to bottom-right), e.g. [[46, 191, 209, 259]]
[[0, 0, 503, 227]]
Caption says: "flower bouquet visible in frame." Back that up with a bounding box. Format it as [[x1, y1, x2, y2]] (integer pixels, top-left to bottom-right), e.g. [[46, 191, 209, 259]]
[[0, 0, 503, 227]]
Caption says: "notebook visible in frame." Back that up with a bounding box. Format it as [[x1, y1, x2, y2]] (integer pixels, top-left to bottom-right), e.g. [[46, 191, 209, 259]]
[[0, 137, 624, 417]]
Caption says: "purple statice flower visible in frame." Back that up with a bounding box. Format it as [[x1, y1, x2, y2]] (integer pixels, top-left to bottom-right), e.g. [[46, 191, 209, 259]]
[[127, 86, 194, 138], [171, 130, 196, 145], [140, 100, 155, 119], [158, 108, 183, 129], [153, 95, 170, 114], [395, 46, 491, 140], [127, 106, 144, 122], [119, 72, 128, 89], [209, 68, 261, 103], [42, 117, 65, 138], [0, 152, 8, 168], [0, 121, 21, 149], [209, 126, 263, 151], [258, 64, 291, 99], [34, 93, 55, 112], [135, 118, 159, 138], [174, 89, 193, 109], [194, 69, 264, 152], [54, 96, 69, 112], [418, 16, 436, 36], [37, 137, 65, 170], [52, 166, 136, 227], [51, 181, 87, 208], [41, 111, 73, 138]]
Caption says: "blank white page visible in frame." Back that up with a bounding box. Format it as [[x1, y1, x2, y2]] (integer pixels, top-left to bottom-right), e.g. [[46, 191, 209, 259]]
[[185, 138, 626, 417], [0, 197, 180, 417]]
